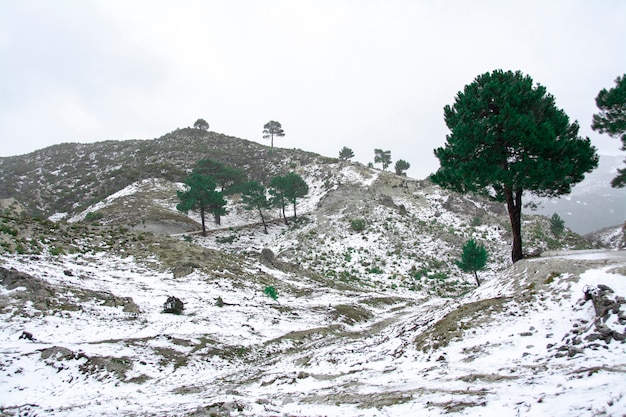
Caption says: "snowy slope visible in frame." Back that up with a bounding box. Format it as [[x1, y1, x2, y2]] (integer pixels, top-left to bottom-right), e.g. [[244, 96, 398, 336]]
[[1, 246, 625, 416], [0, 158, 620, 416]]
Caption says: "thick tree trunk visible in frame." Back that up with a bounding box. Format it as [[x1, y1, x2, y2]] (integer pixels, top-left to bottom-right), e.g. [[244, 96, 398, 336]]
[[258, 207, 268, 234], [200, 208, 207, 237], [505, 188, 524, 263]]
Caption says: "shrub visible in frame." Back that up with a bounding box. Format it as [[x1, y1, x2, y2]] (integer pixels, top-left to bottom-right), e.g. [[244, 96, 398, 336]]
[[50, 246, 65, 256], [350, 218, 366, 232], [85, 211, 104, 222], [263, 285, 278, 301], [215, 296, 224, 307]]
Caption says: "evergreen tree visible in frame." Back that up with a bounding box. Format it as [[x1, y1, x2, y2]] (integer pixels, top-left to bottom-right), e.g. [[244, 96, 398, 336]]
[[394, 159, 410, 176], [176, 173, 227, 236], [592, 74, 626, 188], [269, 172, 309, 224], [550, 213, 565, 237], [240, 181, 271, 234], [269, 175, 289, 225], [432, 69, 598, 263], [193, 159, 246, 194], [193, 118, 209, 131], [282, 172, 309, 220], [374, 149, 392, 171], [262, 120, 285, 150], [456, 239, 488, 286], [339, 146, 355, 160]]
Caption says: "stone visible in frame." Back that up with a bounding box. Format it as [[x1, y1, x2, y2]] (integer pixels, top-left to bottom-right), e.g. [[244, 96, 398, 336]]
[[163, 296, 184, 314]]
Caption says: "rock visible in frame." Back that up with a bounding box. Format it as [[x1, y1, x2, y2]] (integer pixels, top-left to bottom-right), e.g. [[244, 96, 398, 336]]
[[19, 331, 35, 341], [163, 296, 184, 314]]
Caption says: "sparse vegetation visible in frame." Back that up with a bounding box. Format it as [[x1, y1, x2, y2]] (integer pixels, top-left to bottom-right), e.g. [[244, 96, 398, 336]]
[[263, 285, 278, 301], [350, 218, 367, 232]]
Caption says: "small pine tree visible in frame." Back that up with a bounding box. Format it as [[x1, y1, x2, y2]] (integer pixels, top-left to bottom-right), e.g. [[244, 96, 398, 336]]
[[394, 159, 410, 176], [550, 213, 565, 236], [374, 149, 392, 171], [456, 239, 488, 286], [339, 146, 355, 160], [264, 285, 278, 301], [193, 118, 209, 131]]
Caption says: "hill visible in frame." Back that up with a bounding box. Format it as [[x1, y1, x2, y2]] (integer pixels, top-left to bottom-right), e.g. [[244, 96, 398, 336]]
[[0, 128, 333, 219], [1, 129, 624, 416]]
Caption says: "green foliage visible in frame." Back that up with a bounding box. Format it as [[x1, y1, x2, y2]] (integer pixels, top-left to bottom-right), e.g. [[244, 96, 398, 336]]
[[85, 211, 104, 222], [263, 285, 278, 301], [374, 149, 392, 171], [240, 181, 271, 233], [350, 218, 367, 232], [193, 159, 247, 195], [456, 239, 488, 286], [176, 173, 227, 235], [50, 245, 66, 256], [262, 120, 285, 149], [269, 172, 309, 222], [215, 296, 224, 307], [339, 146, 355, 160], [193, 118, 209, 131], [549, 213, 565, 236], [394, 159, 410, 176], [432, 69, 598, 262], [0, 223, 18, 236], [592, 74, 626, 188]]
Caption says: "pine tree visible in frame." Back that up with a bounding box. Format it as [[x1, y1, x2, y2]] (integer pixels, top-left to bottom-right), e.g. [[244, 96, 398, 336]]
[[592, 74, 626, 188], [456, 239, 488, 286], [262, 120, 285, 150], [432, 69, 598, 263], [394, 159, 410, 176], [241, 181, 271, 234], [339, 146, 355, 160], [193, 118, 209, 131], [176, 173, 226, 235], [374, 149, 392, 171]]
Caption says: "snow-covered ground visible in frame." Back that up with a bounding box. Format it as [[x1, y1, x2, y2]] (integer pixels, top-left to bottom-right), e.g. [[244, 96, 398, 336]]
[[1, 248, 625, 416]]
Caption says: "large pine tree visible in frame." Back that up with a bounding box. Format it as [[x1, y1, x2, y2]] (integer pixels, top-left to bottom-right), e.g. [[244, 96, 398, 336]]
[[432, 70, 598, 263]]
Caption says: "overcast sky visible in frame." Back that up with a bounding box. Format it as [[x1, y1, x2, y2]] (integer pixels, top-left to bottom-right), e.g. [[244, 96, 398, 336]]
[[1, 0, 625, 179]]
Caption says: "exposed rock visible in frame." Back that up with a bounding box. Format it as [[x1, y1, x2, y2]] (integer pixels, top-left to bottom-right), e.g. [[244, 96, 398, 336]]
[[163, 296, 185, 314]]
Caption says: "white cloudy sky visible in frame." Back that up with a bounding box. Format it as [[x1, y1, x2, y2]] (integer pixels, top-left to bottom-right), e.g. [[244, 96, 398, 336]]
[[1, 0, 625, 179]]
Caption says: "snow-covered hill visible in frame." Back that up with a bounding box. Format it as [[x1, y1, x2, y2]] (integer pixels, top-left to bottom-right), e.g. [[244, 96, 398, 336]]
[[1, 131, 623, 416], [1, 238, 625, 416]]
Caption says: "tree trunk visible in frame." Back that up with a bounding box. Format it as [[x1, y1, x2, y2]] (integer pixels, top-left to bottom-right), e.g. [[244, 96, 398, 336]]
[[293, 200, 297, 220], [473, 270, 481, 286], [213, 212, 221, 225], [505, 187, 524, 263], [258, 207, 268, 234], [200, 208, 207, 237], [280, 195, 289, 225]]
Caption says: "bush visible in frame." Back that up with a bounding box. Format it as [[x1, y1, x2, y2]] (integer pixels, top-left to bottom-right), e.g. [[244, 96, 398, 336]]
[[85, 211, 104, 222], [263, 286, 278, 301], [350, 218, 367, 232]]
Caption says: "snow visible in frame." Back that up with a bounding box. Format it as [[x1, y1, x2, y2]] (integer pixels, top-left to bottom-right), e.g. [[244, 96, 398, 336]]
[[1, 248, 625, 416]]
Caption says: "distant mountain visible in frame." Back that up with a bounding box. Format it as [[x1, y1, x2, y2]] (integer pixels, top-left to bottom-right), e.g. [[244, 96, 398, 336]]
[[533, 154, 625, 234]]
